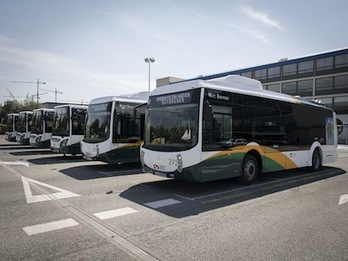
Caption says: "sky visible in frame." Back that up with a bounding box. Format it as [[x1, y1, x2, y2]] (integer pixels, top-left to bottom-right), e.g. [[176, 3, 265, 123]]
[[0, 0, 347, 104]]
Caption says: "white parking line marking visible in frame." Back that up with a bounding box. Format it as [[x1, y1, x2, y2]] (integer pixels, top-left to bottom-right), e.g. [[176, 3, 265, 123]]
[[0, 161, 29, 167], [339, 194, 348, 205], [145, 198, 181, 209], [94, 207, 138, 220], [22, 218, 79, 236], [22, 176, 81, 203]]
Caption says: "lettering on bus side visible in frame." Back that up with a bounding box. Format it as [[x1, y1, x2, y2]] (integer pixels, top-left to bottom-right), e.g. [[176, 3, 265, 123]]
[[207, 92, 230, 101]]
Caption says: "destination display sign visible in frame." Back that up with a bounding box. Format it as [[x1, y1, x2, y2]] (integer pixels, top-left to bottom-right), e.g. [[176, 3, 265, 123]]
[[88, 102, 112, 113], [149, 89, 200, 107]]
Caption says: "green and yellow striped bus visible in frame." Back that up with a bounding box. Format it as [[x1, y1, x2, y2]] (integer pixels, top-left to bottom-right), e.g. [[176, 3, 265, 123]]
[[140, 75, 338, 184]]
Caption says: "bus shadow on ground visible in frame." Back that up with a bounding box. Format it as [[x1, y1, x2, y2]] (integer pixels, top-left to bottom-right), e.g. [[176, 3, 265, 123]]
[[11, 149, 55, 156], [0, 144, 37, 151], [59, 162, 143, 180], [27, 155, 87, 165], [120, 166, 346, 218]]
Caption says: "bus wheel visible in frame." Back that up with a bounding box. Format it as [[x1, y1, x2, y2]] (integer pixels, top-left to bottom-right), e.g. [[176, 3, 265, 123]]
[[310, 149, 322, 171], [238, 154, 259, 185]]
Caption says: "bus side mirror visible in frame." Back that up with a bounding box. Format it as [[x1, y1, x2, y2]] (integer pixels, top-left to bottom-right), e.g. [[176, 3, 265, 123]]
[[203, 101, 213, 122]]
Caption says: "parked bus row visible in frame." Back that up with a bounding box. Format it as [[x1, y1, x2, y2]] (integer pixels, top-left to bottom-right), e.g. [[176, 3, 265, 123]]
[[4, 76, 339, 184], [4, 92, 151, 162]]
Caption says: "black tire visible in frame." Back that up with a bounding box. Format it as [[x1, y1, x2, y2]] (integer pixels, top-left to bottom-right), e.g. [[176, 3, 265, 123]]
[[310, 149, 322, 171], [238, 154, 259, 185]]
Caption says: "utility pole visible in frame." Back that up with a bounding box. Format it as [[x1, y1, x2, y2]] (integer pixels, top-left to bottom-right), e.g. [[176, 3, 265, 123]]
[[10, 79, 46, 104], [40, 88, 63, 102]]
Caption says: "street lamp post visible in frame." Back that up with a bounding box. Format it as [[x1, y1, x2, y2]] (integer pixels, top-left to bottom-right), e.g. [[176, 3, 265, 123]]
[[144, 57, 155, 91]]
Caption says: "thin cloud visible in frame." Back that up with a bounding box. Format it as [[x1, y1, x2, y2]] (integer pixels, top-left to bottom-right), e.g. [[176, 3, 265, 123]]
[[105, 11, 185, 50], [163, 1, 272, 44], [0, 42, 148, 103], [241, 6, 283, 31]]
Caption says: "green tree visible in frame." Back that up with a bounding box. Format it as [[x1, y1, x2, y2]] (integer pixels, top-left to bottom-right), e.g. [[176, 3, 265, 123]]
[[0, 99, 42, 133]]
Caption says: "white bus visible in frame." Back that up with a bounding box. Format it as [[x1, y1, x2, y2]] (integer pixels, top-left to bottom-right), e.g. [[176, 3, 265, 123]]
[[16, 111, 33, 145], [81, 92, 151, 164], [30, 108, 54, 148], [140, 75, 338, 184], [50, 104, 88, 155], [5, 113, 19, 142]]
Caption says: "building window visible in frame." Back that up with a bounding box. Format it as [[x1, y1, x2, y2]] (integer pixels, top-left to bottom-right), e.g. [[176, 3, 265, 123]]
[[266, 83, 281, 93], [315, 77, 333, 95], [255, 69, 267, 81], [297, 79, 313, 97], [282, 63, 297, 80], [335, 53, 348, 73], [335, 75, 348, 94], [316, 56, 333, 75], [318, 97, 333, 108], [282, 82, 297, 95], [334, 96, 348, 114], [240, 71, 252, 78], [267, 66, 280, 80], [298, 61, 313, 77]]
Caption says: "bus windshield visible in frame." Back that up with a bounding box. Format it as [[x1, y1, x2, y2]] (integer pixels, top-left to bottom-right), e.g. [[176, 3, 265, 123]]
[[31, 111, 43, 134], [143, 90, 200, 151], [84, 102, 112, 143], [6, 115, 16, 132], [17, 114, 26, 132], [53, 107, 69, 136]]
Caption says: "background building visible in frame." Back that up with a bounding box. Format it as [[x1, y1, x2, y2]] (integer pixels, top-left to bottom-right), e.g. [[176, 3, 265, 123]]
[[167, 47, 348, 143]]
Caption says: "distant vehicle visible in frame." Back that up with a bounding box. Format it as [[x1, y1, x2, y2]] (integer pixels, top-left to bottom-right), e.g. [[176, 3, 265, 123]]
[[29, 108, 54, 148], [50, 104, 88, 155], [140, 75, 338, 184], [5, 113, 19, 142], [219, 138, 248, 148], [16, 111, 33, 145], [80, 92, 151, 164], [233, 138, 248, 146]]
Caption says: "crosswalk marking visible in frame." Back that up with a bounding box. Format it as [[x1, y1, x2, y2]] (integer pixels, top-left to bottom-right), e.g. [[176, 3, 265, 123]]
[[23, 218, 79, 236], [0, 160, 29, 167], [94, 207, 137, 220], [145, 198, 181, 209]]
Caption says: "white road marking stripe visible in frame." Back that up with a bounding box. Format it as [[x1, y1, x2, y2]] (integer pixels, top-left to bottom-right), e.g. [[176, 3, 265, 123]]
[[145, 198, 181, 209], [339, 194, 348, 205], [22, 176, 81, 203], [94, 207, 137, 220], [0, 161, 29, 167], [23, 218, 79, 236]]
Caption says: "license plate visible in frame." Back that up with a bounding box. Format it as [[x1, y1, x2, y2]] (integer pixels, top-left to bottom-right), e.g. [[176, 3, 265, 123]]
[[153, 171, 168, 177]]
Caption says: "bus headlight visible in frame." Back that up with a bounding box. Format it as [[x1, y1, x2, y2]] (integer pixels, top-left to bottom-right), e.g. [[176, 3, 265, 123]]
[[60, 139, 68, 148], [140, 150, 145, 167], [176, 154, 183, 173]]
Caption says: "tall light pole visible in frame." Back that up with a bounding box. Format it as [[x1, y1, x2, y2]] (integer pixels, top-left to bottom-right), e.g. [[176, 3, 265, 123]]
[[144, 57, 155, 91]]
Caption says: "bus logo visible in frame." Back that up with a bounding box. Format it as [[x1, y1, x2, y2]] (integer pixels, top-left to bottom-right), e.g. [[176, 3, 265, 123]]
[[153, 164, 165, 171]]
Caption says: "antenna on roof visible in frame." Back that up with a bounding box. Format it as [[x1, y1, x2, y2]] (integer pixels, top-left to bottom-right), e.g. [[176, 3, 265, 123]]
[[278, 58, 288, 62]]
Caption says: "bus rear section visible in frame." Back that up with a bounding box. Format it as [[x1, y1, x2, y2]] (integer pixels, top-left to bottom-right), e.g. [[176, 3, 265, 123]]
[[81, 92, 150, 164], [50, 105, 87, 155], [141, 76, 338, 183]]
